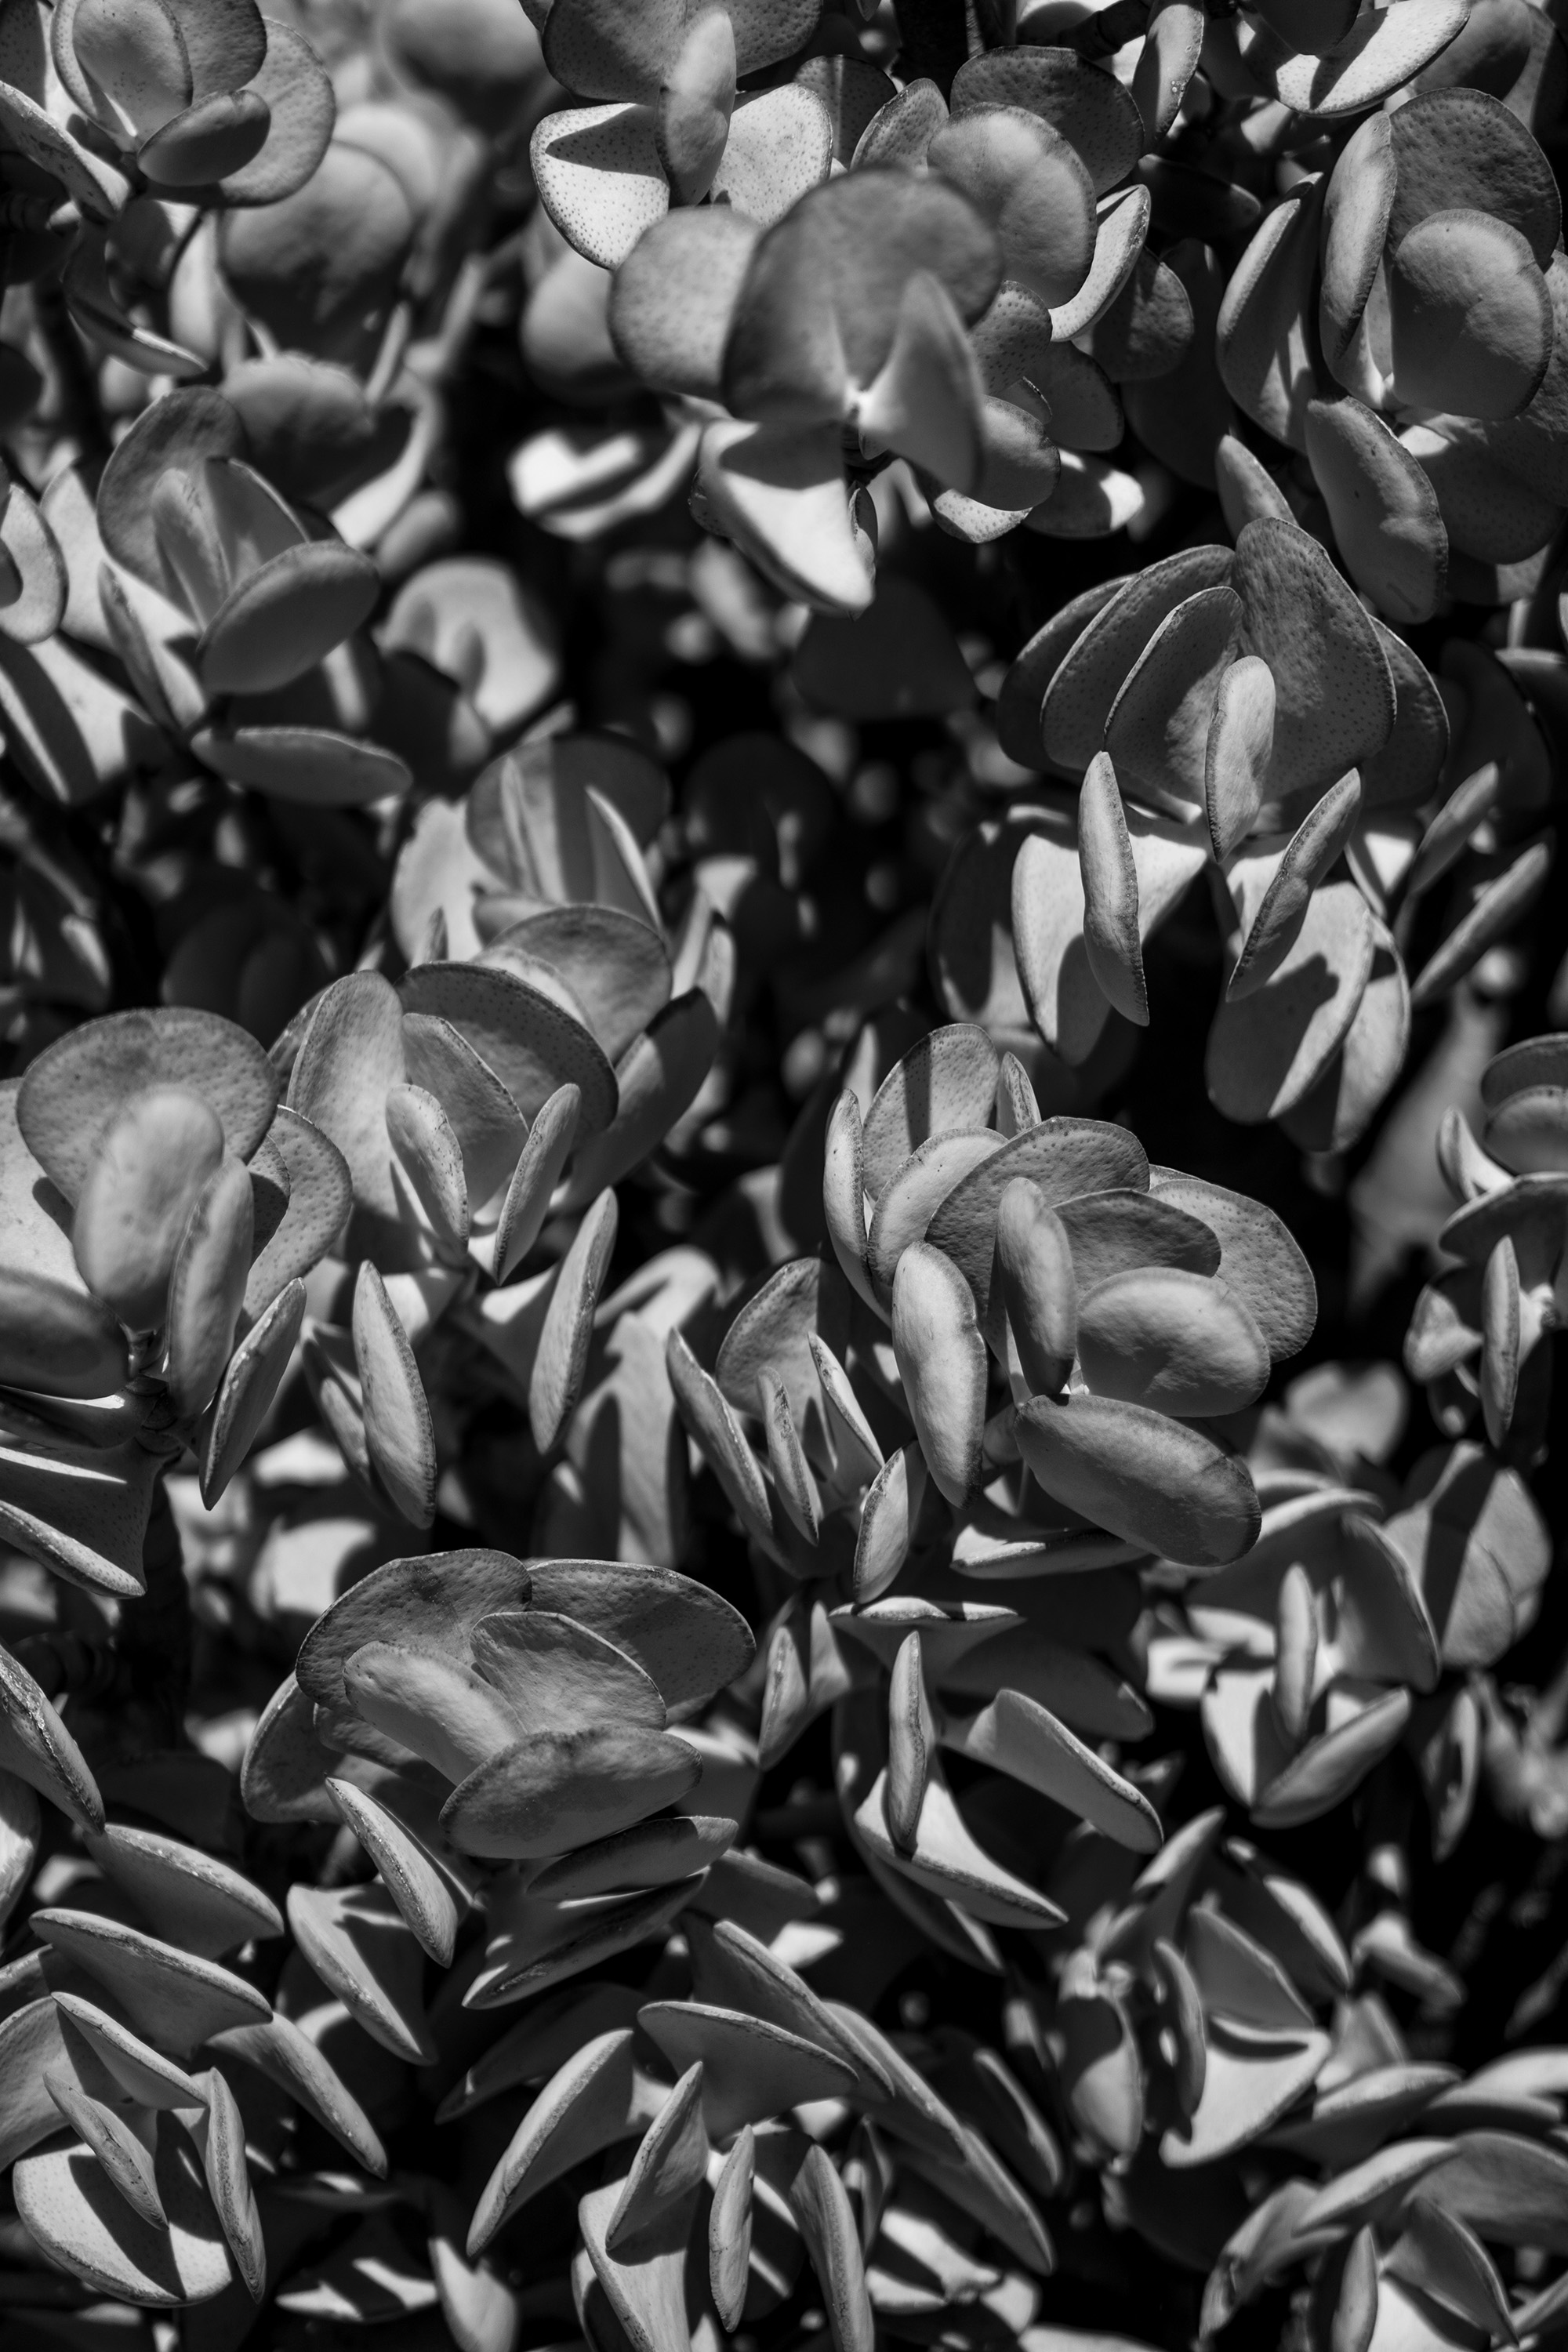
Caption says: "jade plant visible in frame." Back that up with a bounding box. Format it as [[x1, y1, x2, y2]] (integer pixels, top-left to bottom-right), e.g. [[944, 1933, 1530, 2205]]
[[0, 0, 1563, 2342]]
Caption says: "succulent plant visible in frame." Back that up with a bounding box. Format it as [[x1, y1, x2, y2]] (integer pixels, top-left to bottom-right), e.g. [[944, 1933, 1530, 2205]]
[[0, 0, 1566, 2341]]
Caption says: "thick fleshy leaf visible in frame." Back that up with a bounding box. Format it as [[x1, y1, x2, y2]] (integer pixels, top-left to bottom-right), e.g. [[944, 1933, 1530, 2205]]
[[1160, 2020, 1330, 2167], [1077, 1267, 1269, 1417], [467, 2029, 642, 2250], [868, 1133, 1003, 1304], [0, 1644, 103, 1830], [197, 540, 379, 697], [579, 2172, 695, 2352], [1015, 1391, 1261, 1566], [1387, 88, 1559, 268], [891, 1241, 988, 1505], [14, 2115, 233, 2307], [82, 1824, 280, 1958], [1387, 212, 1552, 422], [862, 1025, 999, 1200], [20, 1006, 276, 1205], [351, 1261, 436, 1527], [949, 46, 1142, 197], [1306, 397, 1446, 625], [1105, 585, 1243, 814], [698, 419, 872, 618], [1231, 520, 1395, 806], [216, 20, 334, 204], [286, 1880, 434, 2062], [942, 1688, 1161, 1850], [1216, 179, 1321, 452], [1206, 879, 1375, 1123], [793, 2143, 875, 2352], [210, 2010, 386, 2172], [609, 207, 761, 402], [929, 107, 1094, 312], [441, 1724, 702, 1859], [722, 171, 1000, 425], [1079, 752, 1146, 1021], [856, 1764, 1063, 1928], [641, 2002, 854, 2139], [200, 1277, 306, 1504], [1265, 0, 1468, 115], [296, 1547, 532, 1707], [31, 1910, 270, 2056], [162, 1152, 252, 1418], [1229, 770, 1363, 1000], [926, 1117, 1149, 1338], [997, 1179, 1077, 1396], [1042, 545, 1234, 775]]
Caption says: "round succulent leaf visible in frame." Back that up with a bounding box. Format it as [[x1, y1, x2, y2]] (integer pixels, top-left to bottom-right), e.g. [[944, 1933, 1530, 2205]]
[[0, 477, 67, 648], [1014, 1391, 1261, 1567], [1483, 1085, 1568, 1174], [1131, 0, 1204, 142], [196, 539, 379, 697], [1215, 178, 1323, 453], [1231, 520, 1396, 805], [194, 717, 410, 804], [1041, 543, 1233, 775], [213, 20, 335, 205], [352, 1261, 436, 1528], [1076, 1267, 1271, 1417], [1483, 252, 1568, 504], [1229, 770, 1364, 1003], [83, 1822, 281, 1958], [721, 169, 1001, 426], [868, 1132, 1004, 1306], [0, 78, 129, 220], [1416, 2131, 1568, 2255], [710, 84, 835, 224], [71, 0, 193, 141], [942, 1687, 1161, 1851], [532, 105, 670, 291], [927, 1116, 1149, 1334], [1105, 584, 1243, 814], [1387, 87, 1560, 268], [138, 84, 270, 184], [19, 1006, 276, 1206], [162, 1152, 252, 1418], [0, 1642, 103, 1830], [1032, 343, 1121, 454], [1254, 1689, 1416, 1829], [644, 1994, 841, 2145], [579, 2171, 699, 2352], [890, 1243, 988, 1506], [608, 208, 760, 401], [996, 576, 1129, 769], [852, 267, 987, 492], [853, 74, 948, 169], [855, 1760, 1063, 1930], [70, 1083, 223, 1330], [524, 1559, 753, 1708], [929, 107, 1095, 311], [1319, 110, 1395, 369], [1083, 240, 1192, 383], [97, 390, 244, 593], [218, 141, 414, 361], [441, 1722, 702, 1859], [1281, 924, 1410, 1156], [862, 1024, 1000, 1200], [14, 2116, 233, 2307], [1160, 2019, 1331, 2167], [1404, 420, 1563, 565], [1265, 0, 1468, 115], [296, 1546, 532, 1709], [949, 45, 1142, 197], [696, 419, 873, 618], [285, 1879, 434, 2063], [1306, 397, 1446, 626], [400, 960, 616, 1135], [1388, 211, 1552, 423], [31, 1908, 271, 2054], [1359, 624, 1449, 811], [1207, 877, 1375, 1123]]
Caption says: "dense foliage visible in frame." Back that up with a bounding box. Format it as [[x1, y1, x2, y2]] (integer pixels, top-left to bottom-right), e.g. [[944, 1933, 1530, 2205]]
[[0, 1, 1566, 2350]]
